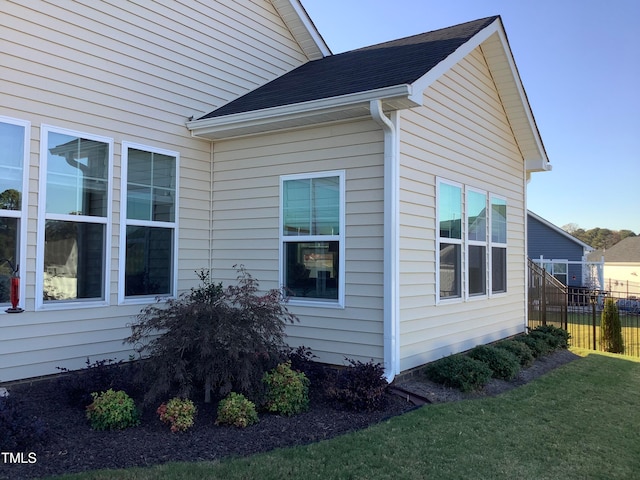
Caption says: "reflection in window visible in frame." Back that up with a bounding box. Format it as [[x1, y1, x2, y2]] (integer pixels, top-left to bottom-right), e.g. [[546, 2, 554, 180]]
[[438, 182, 462, 299], [41, 127, 111, 304], [43, 220, 104, 301], [491, 196, 507, 293], [1, 118, 27, 306], [282, 173, 343, 303], [123, 145, 178, 298]]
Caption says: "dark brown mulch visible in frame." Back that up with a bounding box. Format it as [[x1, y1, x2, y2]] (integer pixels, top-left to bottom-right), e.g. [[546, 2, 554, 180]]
[[1, 349, 580, 480]]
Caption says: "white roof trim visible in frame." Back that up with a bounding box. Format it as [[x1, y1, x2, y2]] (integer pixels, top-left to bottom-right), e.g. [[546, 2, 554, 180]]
[[271, 0, 331, 60], [186, 84, 417, 140]]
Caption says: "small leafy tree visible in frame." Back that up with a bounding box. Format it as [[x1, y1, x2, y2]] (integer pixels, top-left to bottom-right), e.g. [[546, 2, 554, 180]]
[[126, 266, 297, 404], [600, 297, 624, 354]]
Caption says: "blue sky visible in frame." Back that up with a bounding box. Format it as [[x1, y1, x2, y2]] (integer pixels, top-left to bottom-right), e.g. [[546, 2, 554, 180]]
[[301, 0, 640, 233]]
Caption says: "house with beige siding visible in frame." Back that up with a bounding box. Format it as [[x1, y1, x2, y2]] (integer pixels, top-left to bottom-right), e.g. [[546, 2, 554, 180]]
[[0, 1, 549, 383]]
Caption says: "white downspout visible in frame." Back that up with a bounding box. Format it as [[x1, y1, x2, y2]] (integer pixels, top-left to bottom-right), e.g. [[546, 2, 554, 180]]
[[370, 99, 400, 383]]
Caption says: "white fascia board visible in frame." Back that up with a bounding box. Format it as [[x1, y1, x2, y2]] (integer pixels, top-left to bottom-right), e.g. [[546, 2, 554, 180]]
[[271, 0, 331, 59], [187, 84, 416, 140]]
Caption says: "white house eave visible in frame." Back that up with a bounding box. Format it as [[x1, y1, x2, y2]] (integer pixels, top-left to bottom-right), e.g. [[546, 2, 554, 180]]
[[271, 0, 331, 59], [186, 84, 418, 140]]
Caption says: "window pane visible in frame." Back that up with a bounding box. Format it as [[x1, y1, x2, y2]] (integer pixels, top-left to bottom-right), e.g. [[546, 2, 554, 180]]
[[439, 243, 461, 298], [0, 217, 19, 304], [46, 133, 108, 216], [125, 226, 172, 296], [283, 179, 311, 235], [467, 191, 486, 242], [127, 148, 176, 222], [312, 176, 340, 235], [0, 121, 25, 210], [491, 197, 507, 244], [492, 246, 507, 293], [439, 183, 461, 239], [469, 245, 486, 296], [44, 220, 104, 301], [284, 241, 338, 300]]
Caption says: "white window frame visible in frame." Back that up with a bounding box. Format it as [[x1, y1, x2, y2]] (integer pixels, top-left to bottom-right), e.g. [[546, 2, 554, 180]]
[[279, 170, 345, 308], [36, 125, 113, 310], [489, 194, 508, 295], [119, 142, 179, 304], [436, 178, 464, 304], [465, 186, 488, 300], [0, 115, 30, 313]]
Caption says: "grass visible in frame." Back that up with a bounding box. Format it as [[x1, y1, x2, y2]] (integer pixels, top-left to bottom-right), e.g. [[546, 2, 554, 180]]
[[47, 349, 640, 480]]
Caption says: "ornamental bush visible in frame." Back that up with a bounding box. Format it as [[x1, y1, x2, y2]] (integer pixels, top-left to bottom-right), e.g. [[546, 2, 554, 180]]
[[216, 392, 259, 428], [494, 340, 535, 367], [467, 345, 520, 381], [325, 359, 389, 411], [262, 361, 309, 416], [424, 354, 492, 392], [126, 266, 298, 404], [157, 397, 197, 432], [513, 334, 551, 358], [85, 389, 139, 431], [531, 325, 570, 349], [600, 298, 624, 354]]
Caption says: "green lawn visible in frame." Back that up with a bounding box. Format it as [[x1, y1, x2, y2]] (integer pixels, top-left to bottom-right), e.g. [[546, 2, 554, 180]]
[[48, 349, 640, 480]]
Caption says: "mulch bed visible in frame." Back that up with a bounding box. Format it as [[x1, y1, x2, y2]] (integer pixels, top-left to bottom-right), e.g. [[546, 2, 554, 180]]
[[1, 349, 580, 480]]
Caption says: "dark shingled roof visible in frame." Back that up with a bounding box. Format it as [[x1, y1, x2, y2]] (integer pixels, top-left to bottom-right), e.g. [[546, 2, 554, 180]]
[[199, 16, 498, 120]]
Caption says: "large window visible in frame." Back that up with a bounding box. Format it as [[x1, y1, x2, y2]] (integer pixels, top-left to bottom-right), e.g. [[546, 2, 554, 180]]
[[0, 117, 29, 308], [438, 181, 462, 299], [281, 171, 344, 305], [38, 126, 112, 305], [120, 143, 178, 301], [490, 195, 507, 293], [437, 179, 508, 302]]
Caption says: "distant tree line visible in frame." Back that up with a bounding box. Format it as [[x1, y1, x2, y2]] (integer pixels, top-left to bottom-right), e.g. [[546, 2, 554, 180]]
[[562, 224, 637, 250]]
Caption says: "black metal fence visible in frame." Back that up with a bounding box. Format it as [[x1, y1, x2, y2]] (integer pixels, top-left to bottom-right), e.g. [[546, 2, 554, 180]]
[[528, 259, 640, 357]]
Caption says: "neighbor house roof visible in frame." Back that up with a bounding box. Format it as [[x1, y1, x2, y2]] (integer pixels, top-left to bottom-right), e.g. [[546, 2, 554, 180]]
[[187, 15, 550, 172], [528, 211, 594, 252], [589, 237, 640, 263]]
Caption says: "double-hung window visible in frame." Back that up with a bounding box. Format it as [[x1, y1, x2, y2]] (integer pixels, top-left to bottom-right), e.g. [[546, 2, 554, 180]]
[[120, 143, 178, 301], [0, 116, 29, 308], [467, 188, 488, 297], [38, 126, 112, 305], [281, 171, 344, 306], [437, 180, 463, 300], [490, 195, 507, 293]]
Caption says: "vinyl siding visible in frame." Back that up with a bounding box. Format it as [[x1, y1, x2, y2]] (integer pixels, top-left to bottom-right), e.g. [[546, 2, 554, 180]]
[[211, 120, 386, 366], [0, 0, 310, 381], [397, 47, 527, 371]]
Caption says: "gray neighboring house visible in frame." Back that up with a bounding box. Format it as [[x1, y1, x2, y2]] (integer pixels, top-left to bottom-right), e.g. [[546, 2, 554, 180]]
[[588, 236, 640, 297], [527, 211, 595, 288]]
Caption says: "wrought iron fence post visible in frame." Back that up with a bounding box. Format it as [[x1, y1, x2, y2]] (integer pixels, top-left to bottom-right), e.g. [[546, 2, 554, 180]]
[[590, 291, 598, 351]]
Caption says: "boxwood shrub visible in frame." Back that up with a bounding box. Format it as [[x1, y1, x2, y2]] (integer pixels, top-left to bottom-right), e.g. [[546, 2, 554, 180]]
[[513, 334, 552, 358], [530, 325, 570, 349], [424, 354, 492, 392], [494, 340, 535, 367], [467, 345, 520, 381]]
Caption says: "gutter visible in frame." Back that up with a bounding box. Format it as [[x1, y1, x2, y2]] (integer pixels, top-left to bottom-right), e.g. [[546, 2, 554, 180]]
[[369, 99, 400, 383]]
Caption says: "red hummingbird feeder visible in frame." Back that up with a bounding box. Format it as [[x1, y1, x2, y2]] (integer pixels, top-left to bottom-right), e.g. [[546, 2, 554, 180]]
[[3, 259, 23, 313]]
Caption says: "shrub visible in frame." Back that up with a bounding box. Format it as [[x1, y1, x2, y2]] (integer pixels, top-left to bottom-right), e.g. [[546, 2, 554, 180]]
[[531, 325, 570, 348], [56, 357, 139, 409], [513, 334, 551, 358], [126, 266, 298, 404], [424, 354, 492, 392], [85, 389, 140, 431], [262, 361, 309, 416], [529, 330, 563, 350], [0, 395, 48, 450], [216, 392, 258, 428], [157, 397, 197, 432], [600, 298, 624, 354], [467, 345, 520, 381], [325, 359, 389, 411], [286, 345, 326, 387], [494, 340, 535, 367]]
